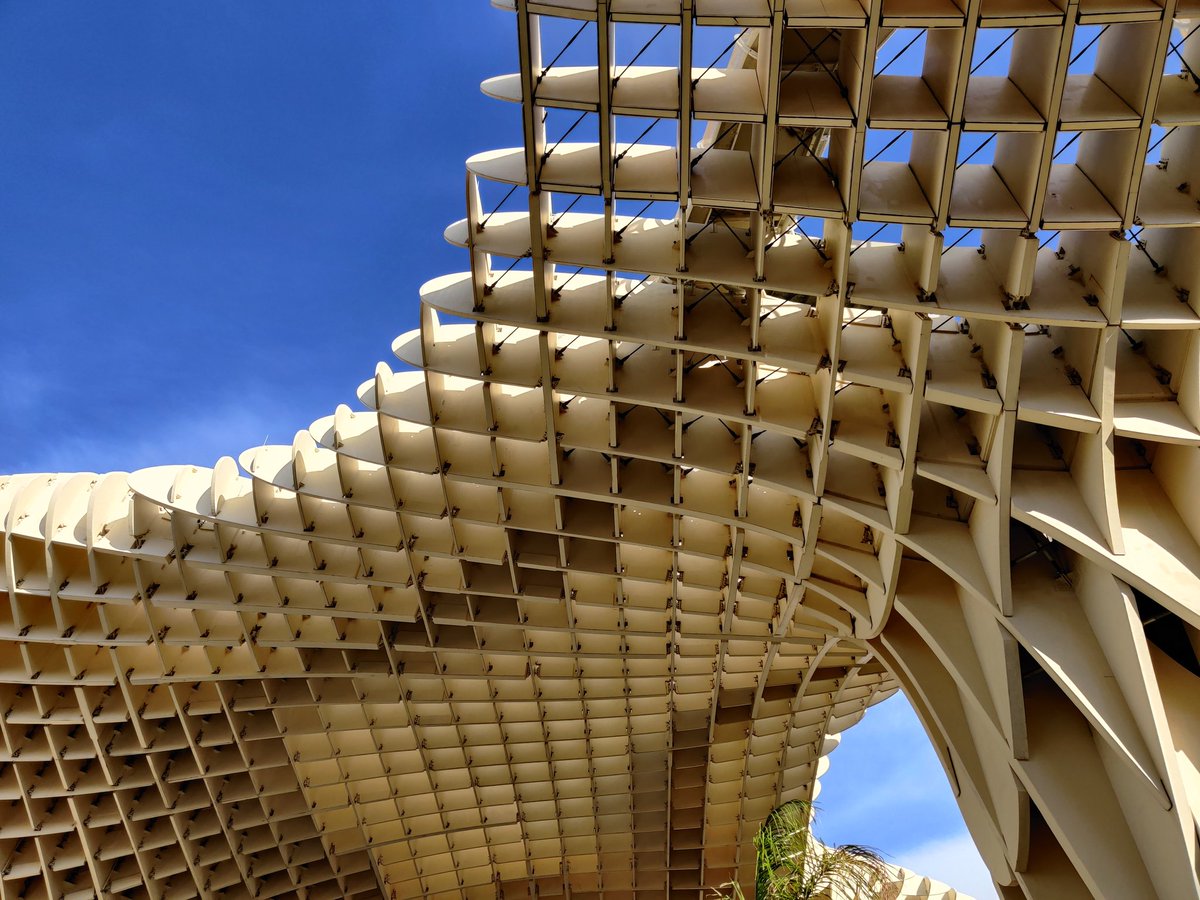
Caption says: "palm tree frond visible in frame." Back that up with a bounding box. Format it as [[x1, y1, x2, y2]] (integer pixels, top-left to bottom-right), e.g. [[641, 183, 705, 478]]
[[748, 801, 889, 900]]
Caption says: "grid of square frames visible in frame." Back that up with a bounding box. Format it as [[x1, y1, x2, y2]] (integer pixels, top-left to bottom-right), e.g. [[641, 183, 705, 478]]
[[4, 0, 1200, 897]]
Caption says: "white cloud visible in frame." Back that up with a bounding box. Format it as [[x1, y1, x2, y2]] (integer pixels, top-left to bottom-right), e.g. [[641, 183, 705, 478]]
[[816, 695, 969, 845], [4, 391, 301, 477], [893, 832, 1000, 899], [812, 695, 1005, 899]]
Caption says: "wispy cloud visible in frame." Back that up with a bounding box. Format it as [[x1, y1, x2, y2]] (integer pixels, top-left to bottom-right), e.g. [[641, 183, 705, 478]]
[[812, 694, 998, 898], [817, 695, 965, 839], [893, 832, 1000, 899], [3, 394, 282, 477]]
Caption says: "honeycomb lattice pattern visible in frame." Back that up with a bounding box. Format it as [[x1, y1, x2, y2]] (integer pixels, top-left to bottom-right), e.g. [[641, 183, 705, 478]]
[[4, 1, 1200, 897]]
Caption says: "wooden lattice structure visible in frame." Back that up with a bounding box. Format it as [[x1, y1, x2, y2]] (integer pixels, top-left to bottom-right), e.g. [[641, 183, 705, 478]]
[[4, 0, 1200, 896]]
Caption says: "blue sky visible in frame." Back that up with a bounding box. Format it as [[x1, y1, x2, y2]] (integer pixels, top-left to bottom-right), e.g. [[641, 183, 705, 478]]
[[0, 3, 994, 895]]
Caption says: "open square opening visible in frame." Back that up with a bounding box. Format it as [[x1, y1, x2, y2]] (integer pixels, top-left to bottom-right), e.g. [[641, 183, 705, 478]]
[[778, 26, 864, 126], [859, 129, 944, 222], [536, 15, 598, 71], [613, 21, 679, 72], [949, 132, 1040, 225], [870, 27, 959, 126], [613, 115, 680, 200], [773, 127, 846, 218]]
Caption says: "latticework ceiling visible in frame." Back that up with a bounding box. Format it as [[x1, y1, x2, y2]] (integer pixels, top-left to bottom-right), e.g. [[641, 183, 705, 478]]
[[4, 1, 1200, 897]]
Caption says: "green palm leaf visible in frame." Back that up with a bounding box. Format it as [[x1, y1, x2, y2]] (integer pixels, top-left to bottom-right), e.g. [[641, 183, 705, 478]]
[[713, 801, 888, 900]]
